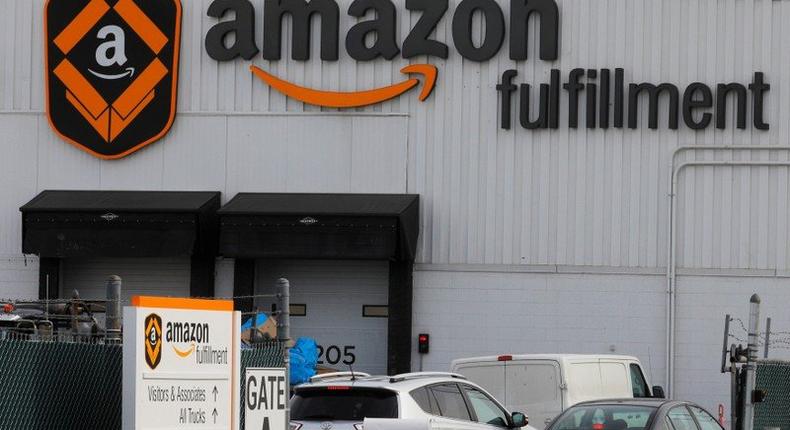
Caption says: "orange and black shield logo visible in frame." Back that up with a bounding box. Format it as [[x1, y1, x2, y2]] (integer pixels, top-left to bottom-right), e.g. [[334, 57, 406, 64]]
[[144, 313, 162, 370], [45, 0, 182, 159]]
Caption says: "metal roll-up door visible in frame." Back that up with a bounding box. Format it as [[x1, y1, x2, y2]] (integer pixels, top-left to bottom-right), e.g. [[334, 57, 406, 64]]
[[256, 260, 389, 375], [60, 257, 190, 302]]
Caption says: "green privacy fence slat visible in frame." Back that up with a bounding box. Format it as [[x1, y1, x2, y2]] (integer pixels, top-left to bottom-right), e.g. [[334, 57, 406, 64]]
[[239, 343, 287, 430], [0, 340, 123, 429], [755, 361, 790, 430], [0, 340, 285, 430]]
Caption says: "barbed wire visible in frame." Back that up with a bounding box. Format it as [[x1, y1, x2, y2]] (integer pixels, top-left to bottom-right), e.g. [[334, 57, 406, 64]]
[[764, 330, 790, 336], [727, 316, 790, 359], [729, 335, 790, 346], [733, 318, 754, 334], [0, 290, 290, 347], [0, 292, 283, 306], [760, 344, 790, 351], [731, 317, 790, 337]]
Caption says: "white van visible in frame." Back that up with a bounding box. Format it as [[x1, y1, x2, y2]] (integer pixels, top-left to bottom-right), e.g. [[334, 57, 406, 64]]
[[450, 354, 664, 430]]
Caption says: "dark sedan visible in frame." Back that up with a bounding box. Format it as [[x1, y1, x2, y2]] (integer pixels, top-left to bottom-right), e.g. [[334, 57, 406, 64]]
[[546, 399, 724, 430]]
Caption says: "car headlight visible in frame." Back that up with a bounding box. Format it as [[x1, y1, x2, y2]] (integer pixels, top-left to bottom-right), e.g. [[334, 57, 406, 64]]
[[290, 422, 303, 430]]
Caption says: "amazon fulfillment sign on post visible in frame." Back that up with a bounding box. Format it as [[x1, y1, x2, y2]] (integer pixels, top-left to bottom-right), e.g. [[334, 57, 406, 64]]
[[123, 296, 241, 430]]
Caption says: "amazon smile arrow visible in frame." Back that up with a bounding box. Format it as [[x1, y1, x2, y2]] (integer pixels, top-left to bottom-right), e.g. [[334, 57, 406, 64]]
[[250, 64, 437, 108], [87, 67, 136, 80]]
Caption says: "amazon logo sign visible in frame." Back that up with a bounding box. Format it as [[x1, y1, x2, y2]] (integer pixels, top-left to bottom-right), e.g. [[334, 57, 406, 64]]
[[205, 0, 773, 132], [45, 0, 181, 159], [166, 321, 210, 359], [44, 0, 557, 159], [205, 0, 559, 107]]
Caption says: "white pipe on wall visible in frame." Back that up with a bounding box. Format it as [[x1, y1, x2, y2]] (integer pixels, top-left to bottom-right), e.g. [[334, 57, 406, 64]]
[[665, 145, 790, 398]]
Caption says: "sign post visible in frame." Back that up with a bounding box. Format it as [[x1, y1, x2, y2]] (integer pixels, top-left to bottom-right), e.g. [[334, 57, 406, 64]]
[[244, 368, 288, 430], [123, 296, 241, 430]]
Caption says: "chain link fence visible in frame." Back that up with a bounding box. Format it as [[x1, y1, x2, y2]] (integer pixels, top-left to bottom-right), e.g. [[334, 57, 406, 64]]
[[0, 336, 286, 430], [754, 361, 790, 430], [0, 337, 123, 429], [240, 342, 287, 430]]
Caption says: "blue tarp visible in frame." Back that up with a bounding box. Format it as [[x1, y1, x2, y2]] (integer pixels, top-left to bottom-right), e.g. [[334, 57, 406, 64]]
[[290, 338, 318, 385], [241, 313, 270, 331], [240, 314, 318, 384]]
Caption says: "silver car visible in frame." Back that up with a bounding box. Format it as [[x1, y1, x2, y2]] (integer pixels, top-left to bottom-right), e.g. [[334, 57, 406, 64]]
[[544, 399, 724, 430], [290, 372, 532, 430]]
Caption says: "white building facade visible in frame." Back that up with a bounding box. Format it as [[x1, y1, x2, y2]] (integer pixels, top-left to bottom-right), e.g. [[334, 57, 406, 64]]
[[1, 0, 790, 413]]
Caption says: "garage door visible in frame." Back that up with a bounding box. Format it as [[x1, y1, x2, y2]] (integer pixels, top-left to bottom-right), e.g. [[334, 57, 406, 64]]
[[61, 258, 190, 303], [256, 260, 389, 375]]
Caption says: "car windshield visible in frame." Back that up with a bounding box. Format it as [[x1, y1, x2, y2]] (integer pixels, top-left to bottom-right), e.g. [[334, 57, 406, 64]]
[[551, 405, 658, 430], [290, 387, 398, 421]]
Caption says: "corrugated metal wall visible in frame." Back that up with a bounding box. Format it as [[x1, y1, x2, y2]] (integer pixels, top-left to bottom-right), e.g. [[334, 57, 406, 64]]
[[255, 260, 390, 375], [1, 0, 790, 272], [60, 258, 190, 301]]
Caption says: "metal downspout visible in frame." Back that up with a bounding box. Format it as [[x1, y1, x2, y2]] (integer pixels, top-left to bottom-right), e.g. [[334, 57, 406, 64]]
[[665, 145, 790, 398]]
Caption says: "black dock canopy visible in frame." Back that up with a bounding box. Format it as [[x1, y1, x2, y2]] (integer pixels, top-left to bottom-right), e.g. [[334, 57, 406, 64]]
[[20, 191, 221, 258], [219, 193, 419, 261]]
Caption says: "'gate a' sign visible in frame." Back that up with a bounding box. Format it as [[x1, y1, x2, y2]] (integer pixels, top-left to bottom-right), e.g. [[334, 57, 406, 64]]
[[45, 0, 182, 159]]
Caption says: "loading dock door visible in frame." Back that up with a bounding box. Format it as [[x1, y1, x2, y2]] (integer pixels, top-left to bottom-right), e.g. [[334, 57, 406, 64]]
[[61, 257, 190, 302], [256, 260, 389, 375]]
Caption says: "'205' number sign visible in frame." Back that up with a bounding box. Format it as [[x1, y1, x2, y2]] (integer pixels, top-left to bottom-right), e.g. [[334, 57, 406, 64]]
[[317, 345, 356, 366]]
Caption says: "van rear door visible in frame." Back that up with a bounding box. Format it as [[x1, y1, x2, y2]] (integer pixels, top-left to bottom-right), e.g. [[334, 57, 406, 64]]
[[505, 360, 562, 430]]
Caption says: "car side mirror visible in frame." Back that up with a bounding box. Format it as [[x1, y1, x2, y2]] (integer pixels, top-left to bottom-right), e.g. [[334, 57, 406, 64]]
[[511, 412, 528, 428], [652, 385, 665, 399]]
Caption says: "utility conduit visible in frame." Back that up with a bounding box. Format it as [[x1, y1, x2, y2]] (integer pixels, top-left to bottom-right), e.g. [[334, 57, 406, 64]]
[[666, 145, 790, 397]]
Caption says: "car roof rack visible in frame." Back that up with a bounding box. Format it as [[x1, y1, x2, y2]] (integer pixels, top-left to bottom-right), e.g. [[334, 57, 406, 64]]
[[309, 372, 372, 383], [389, 372, 467, 383]]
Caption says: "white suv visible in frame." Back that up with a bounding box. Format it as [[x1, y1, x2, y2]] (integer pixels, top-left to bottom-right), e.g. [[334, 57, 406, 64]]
[[290, 372, 531, 430]]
